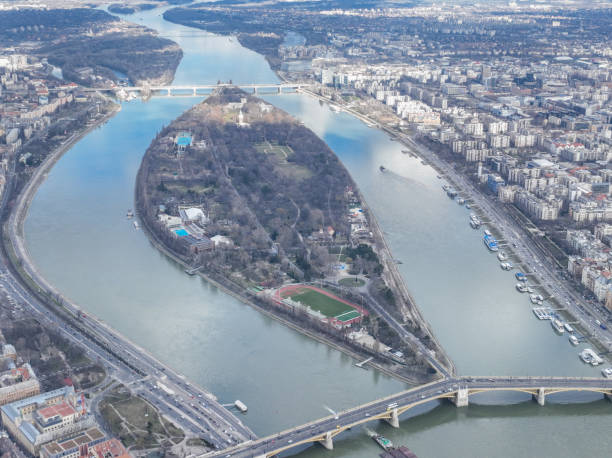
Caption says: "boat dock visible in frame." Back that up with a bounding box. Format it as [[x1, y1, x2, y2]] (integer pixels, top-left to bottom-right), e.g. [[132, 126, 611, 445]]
[[355, 356, 374, 368], [234, 400, 248, 413], [185, 265, 203, 275]]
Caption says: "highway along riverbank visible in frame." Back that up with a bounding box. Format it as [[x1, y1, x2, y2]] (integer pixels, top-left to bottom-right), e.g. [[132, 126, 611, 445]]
[[21, 6, 612, 458]]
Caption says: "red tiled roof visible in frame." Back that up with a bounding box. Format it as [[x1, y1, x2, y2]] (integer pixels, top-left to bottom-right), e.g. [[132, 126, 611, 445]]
[[38, 401, 76, 420], [88, 438, 130, 458]]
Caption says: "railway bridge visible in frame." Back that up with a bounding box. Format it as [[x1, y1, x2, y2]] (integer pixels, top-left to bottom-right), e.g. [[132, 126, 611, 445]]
[[203, 375, 612, 457]]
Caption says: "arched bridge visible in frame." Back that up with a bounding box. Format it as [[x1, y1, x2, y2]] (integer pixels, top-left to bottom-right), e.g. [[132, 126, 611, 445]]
[[203, 375, 612, 457]]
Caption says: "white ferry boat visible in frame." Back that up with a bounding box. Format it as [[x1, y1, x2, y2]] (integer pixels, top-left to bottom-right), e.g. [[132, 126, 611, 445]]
[[500, 262, 513, 270], [569, 335, 579, 346], [580, 348, 603, 366], [551, 318, 565, 334], [564, 323, 574, 333], [601, 367, 612, 378]]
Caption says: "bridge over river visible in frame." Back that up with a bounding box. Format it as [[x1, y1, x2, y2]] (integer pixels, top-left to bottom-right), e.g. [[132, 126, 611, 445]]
[[204, 375, 612, 457], [75, 82, 311, 97]]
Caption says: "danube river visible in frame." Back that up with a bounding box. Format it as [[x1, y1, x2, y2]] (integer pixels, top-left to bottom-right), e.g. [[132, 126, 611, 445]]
[[24, 7, 612, 457]]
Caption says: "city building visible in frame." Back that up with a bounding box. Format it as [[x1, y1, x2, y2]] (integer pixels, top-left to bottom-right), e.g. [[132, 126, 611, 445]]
[[40, 428, 129, 458], [0, 386, 93, 456], [0, 343, 40, 407]]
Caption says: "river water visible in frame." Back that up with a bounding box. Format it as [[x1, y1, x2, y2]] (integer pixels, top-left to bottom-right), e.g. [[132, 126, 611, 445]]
[[24, 7, 612, 457]]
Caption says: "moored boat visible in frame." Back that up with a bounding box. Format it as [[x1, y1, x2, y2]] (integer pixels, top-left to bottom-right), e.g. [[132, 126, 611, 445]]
[[234, 400, 248, 412], [532, 307, 552, 320], [580, 348, 603, 366], [484, 234, 498, 251], [530, 293, 544, 305], [497, 251, 508, 261], [569, 335, 579, 346], [372, 434, 393, 451], [551, 318, 565, 334]]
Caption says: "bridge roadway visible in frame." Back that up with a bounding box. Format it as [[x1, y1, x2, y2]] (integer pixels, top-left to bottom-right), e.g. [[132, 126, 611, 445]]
[[73, 82, 311, 96], [205, 375, 612, 457]]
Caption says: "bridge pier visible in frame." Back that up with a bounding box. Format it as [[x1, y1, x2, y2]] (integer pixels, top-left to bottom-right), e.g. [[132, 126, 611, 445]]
[[319, 431, 333, 450], [278, 86, 282, 94], [533, 388, 546, 406], [193, 88, 196, 96], [606, 393, 612, 402], [451, 387, 469, 407], [385, 408, 400, 428]]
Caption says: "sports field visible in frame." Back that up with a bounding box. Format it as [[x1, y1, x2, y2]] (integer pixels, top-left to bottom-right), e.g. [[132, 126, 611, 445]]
[[289, 289, 354, 317], [278, 285, 367, 325]]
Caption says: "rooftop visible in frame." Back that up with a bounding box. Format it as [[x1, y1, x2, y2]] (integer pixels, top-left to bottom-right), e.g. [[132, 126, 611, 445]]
[[1, 385, 75, 423], [37, 401, 76, 421]]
